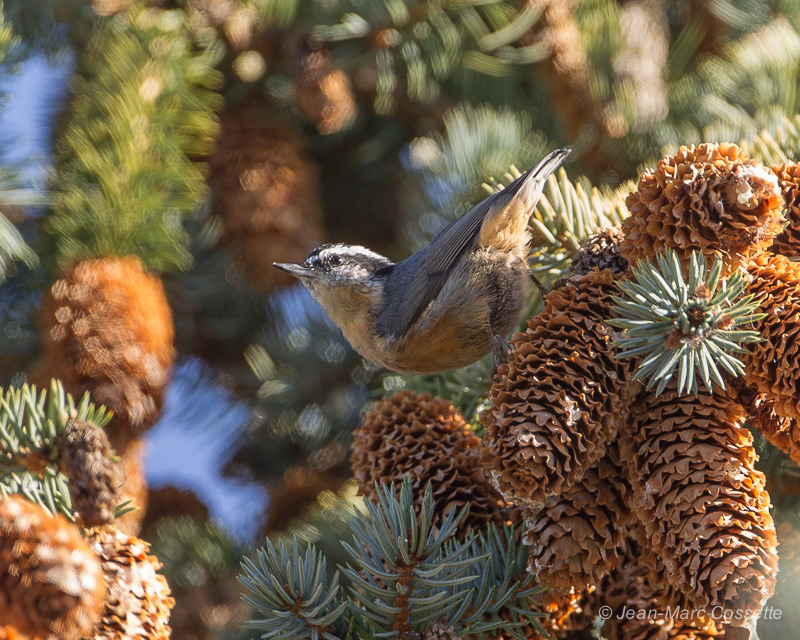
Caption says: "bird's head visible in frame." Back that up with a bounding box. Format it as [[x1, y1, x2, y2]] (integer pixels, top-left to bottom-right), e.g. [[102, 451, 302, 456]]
[[274, 243, 393, 300]]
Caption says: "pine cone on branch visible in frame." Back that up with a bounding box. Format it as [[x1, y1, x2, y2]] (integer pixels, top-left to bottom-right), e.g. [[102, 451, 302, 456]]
[[621, 143, 784, 272], [523, 441, 632, 591], [58, 418, 120, 528], [744, 252, 800, 421], [770, 161, 800, 256], [618, 380, 777, 622], [482, 268, 632, 508], [0, 496, 107, 640], [85, 524, 174, 640], [352, 390, 519, 536], [35, 256, 175, 449]]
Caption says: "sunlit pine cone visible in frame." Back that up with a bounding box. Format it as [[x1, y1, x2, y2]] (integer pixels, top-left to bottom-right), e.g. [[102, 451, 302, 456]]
[[571, 227, 628, 276], [293, 42, 356, 135], [482, 268, 632, 508], [770, 161, 800, 256], [35, 256, 175, 449], [85, 524, 174, 640], [522, 441, 632, 591], [208, 98, 324, 293], [352, 390, 520, 536], [744, 252, 800, 421], [58, 418, 120, 528], [0, 496, 107, 640], [618, 380, 777, 623], [621, 143, 784, 273]]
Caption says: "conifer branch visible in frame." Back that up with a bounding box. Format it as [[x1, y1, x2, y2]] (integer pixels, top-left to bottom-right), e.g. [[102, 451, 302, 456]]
[[0, 380, 111, 520], [610, 248, 764, 396]]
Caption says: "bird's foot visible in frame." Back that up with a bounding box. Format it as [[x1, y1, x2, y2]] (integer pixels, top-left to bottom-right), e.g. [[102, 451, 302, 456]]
[[492, 334, 510, 370], [529, 272, 549, 297]]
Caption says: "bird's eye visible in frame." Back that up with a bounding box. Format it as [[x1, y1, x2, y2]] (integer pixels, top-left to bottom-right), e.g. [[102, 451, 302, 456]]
[[329, 255, 342, 266]]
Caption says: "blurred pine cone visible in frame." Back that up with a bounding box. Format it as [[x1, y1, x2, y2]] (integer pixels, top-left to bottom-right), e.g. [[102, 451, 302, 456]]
[[0, 496, 107, 640], [745, 252, 800, 421], [85, 524, 174, 640], [352, 390, 520, 536], [482, 268, 632, 508], [770, 162, 800, 256], [35, 256, 175, 449], [58, 418, 120, 528], [293, 41, 356, 135], [621, 143, 784, 272], [208, 99, 324, 293], [619, 380, 777, 622], [263, 465, 346, 534], [523, 442, 632, 591], [571, 227, 628, 276]]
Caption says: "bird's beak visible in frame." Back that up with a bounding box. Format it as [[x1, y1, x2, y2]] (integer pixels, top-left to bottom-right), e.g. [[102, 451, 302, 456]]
[[273, 262, 313, 278]]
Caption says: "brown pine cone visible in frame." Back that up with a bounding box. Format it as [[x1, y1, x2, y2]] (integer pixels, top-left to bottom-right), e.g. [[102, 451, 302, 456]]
[[770, 161, 800, 256], [522, 441, 632, 591], [0, 496, 107, 640], [85, 524, 174, 640], [35, 256, 175, 449], [58, 418, 120, 528], [352, 390, 520, 536], [571, 227, 628, 276], [208, 98, 324, 293], [618, 380, 777, 623], [621, 143, 784, 272], [744, 252, 800, 421], [482, 268, 633, 508]]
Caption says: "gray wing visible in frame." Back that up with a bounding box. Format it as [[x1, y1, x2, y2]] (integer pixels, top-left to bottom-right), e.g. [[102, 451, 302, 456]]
[[375, 148, 570, 340]]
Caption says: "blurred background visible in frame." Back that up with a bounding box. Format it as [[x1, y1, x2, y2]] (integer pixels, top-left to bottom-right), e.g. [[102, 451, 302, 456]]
[[3, 1, 800, 638]]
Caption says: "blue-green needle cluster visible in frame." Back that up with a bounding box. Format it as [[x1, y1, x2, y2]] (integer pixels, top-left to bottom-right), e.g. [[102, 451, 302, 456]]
[[239, 479, 546, 640], [610, 248, 764, 396]]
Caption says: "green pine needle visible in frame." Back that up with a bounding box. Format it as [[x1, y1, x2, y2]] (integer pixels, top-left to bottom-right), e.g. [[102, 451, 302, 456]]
[[609, 249, 764, 396], [0, 380, 111, 520], [240, 537, 346, 640]]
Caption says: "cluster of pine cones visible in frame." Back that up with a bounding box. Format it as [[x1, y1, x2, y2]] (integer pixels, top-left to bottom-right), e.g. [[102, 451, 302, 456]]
[[353, 143, 800, 639]]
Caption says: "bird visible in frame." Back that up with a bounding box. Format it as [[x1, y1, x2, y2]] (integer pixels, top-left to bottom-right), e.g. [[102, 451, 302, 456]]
[[274, 148, 571, 374]]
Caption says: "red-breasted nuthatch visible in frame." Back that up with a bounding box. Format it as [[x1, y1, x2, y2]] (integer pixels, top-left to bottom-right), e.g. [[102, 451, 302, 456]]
[[274, 148, 571, 374]]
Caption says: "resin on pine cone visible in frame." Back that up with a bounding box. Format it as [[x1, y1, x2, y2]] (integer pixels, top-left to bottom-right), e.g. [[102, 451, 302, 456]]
[[36, 256, 175, 448], [352, 390, 519, 535], [208, 99, 323, 293], [770, 161, 800, 256], [86, 524, 174, 640], [621, 143, 784, 271], [522, 441, 632, 591], [744, 252, 800, 421], [618, 379, 777, 621], [0, 496, 107, 640], [482, 268, 632, 508]]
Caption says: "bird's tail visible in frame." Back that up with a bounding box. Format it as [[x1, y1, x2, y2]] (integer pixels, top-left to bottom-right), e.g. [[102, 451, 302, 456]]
[[516, 148, 571, 212], [478, 148, 571, 252]]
